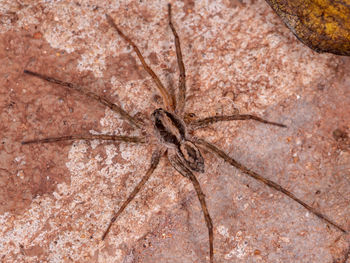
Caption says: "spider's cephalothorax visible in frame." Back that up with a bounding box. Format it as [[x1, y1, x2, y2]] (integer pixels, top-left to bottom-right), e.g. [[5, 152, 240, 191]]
[[152, 108, 204, 174]]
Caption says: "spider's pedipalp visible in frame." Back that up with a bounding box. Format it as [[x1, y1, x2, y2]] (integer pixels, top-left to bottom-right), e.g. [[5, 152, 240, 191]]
[[195, 139, 347, 234]]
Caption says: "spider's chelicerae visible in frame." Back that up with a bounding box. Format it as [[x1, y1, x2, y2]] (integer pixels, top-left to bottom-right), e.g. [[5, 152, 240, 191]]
[[22, 4, 347, 263]]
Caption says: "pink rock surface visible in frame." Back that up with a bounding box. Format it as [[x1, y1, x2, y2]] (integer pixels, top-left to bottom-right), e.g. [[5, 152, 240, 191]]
[[0, 0, 349, 262]]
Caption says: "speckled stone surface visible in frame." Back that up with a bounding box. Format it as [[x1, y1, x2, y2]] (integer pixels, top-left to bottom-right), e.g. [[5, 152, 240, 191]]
[[0, 0, 349, 262]]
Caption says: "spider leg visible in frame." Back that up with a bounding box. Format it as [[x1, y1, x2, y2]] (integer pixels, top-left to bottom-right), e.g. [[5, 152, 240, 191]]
[[168, 4, 186, 116], [187, 171, 214, 263], [102, 149, 163, 240], [23, 70, 143, 129], [189, 114, 287, 130], [195, 139, 347, 234], [168, 150, 214, 263], [106, 15, 174, 111], [21, 134, 146, 145]]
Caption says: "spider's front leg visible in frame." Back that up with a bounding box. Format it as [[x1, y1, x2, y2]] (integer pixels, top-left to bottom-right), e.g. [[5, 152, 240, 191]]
[[106, 14, 174, 112], [23, 70, 143, 129], [168, 3, 186, 117]]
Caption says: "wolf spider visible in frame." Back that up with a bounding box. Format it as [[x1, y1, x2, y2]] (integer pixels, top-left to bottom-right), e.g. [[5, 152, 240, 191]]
[[22, 4, 347, 263]]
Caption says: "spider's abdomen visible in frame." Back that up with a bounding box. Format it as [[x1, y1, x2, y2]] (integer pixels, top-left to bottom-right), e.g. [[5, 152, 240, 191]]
[[152, 108, 204, 173], [178, 140, 204, 173]]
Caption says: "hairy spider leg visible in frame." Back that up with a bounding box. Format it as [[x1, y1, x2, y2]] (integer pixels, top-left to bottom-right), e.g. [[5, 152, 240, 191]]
[[106, 15, 175, 112], [23, 70, 143, 129], [190, 114, 287, 130], [168, 4, 186, 117], [168, 4, 214, 261], [196, 139, 347, 234], [102, 149, 163, 240], [22, 134, 145, 145], [187, 171, 214, 263], [168, 149, 214, 263]]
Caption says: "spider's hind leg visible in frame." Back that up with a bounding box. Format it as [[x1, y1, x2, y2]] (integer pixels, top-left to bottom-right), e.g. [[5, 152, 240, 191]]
[[168, 150, 214, 263], [195, 139, 347, 234], [102, 149, 163, 240]]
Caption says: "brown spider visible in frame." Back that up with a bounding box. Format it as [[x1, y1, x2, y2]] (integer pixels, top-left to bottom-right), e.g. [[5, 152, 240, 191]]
[[22, 4, 347, 263]]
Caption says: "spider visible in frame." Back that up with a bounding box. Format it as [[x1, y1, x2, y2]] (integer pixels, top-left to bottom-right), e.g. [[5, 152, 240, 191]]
[[22, 4, 347, 263]]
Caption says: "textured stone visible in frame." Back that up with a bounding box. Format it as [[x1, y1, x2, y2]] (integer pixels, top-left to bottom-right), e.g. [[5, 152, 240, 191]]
[[0, 0, 349, 262]]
